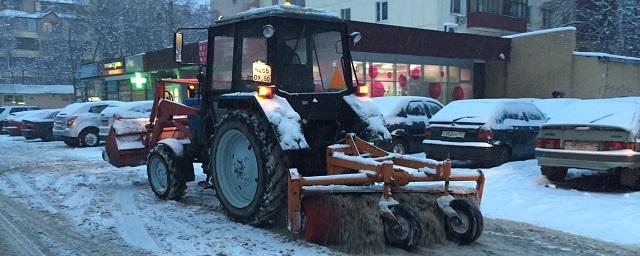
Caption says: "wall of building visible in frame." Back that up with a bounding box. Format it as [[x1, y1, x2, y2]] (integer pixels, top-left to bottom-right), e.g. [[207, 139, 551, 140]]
[[572, 57, 640, 98], [0, 93, 73, 108], [493, 27, 640, 99], [503, 28, 576, 98]]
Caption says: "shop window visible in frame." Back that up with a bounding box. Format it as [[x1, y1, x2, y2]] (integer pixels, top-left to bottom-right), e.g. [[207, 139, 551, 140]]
[[406, 64, 424, 97], [340, 8, 351, 20], [212, 36, 234, 90], [395, 64, 408, 96], [448, 66, 459, 82], [425, 65, 446, 82], [376, 1, 388, 22], [106, 81, 118, 100], [367, 62, 394, 97], [118, 81, 132, 101], [461, 68, 472, 81], [14, 95, 24, 104]]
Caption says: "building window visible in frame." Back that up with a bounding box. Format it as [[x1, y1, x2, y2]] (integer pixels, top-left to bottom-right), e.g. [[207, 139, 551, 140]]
[[3, 94, 24, 104], [340, 8, 351, 20], [41, 22, 53, 33], [542, 7, 551, 28], [16, 37, 39, 51], [451, 0, 461, 14], [14, 18, 37, 32], [376, 1, 388, 22]]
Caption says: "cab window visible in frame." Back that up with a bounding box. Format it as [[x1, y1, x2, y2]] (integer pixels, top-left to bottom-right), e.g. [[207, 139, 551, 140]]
[[211, 35, 234, 91]]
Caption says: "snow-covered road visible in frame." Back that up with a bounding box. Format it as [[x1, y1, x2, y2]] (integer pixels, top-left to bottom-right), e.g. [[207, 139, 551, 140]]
[[0, 135, 639, 255]]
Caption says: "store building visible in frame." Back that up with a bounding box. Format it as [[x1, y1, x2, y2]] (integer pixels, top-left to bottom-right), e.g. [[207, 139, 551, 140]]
[[0, 84, 74, 108]]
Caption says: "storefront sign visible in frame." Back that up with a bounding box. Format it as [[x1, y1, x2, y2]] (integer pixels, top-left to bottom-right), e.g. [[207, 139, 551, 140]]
[[102, 59, 125, 76]]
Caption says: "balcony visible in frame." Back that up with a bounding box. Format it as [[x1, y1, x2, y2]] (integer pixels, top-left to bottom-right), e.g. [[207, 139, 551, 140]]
[[467, 12, 526, 32]]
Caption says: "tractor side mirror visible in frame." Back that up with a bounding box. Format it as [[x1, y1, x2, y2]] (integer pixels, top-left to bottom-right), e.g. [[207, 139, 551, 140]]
[[174, 32, 184, 63], [350, 32, 362, 45]]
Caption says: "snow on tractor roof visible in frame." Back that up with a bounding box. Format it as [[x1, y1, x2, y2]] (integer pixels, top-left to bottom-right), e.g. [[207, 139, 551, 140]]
[[219, 4, 340, 24]]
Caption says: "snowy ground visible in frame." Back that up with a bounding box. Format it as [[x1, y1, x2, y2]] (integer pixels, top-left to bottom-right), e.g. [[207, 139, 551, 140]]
[[0, 135, 639, 255]]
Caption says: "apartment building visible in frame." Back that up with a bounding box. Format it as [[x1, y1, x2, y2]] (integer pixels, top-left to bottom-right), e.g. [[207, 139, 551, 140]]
[[0, 0, 84, 84]]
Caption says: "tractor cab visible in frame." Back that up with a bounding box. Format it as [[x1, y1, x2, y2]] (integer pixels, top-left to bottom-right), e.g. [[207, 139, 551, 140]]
[[199, 5, 357, 95]]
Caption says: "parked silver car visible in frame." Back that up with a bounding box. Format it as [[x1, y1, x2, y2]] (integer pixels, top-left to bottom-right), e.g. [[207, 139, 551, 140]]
[[53, 101, 120, 147], [98, 101, 153, 140], [536, 98, 640, 188]]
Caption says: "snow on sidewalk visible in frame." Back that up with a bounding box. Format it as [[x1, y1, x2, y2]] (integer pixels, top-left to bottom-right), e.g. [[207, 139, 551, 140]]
[[477, 160, 640, 246]]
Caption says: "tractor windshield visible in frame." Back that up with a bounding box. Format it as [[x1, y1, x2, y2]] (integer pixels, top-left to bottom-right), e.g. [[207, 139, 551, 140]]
[[238, 21, 352, 94], [275, 26, 349, 93]]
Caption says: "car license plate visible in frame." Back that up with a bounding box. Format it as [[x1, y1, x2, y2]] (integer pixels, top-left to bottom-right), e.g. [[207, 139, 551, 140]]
[[564, 141, 599, 151], [441, 131, 465, 138]]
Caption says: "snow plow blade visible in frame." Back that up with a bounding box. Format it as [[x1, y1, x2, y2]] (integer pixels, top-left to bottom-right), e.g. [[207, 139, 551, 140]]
[[103, 118, 148, 167], [287, 133, 485, 252]]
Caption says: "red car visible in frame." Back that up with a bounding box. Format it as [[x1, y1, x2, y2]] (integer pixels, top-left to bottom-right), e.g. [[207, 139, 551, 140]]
[[1, 110, 50, 136]]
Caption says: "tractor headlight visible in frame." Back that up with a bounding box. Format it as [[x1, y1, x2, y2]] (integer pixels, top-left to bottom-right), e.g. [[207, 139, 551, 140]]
[[263, 25, 275, 38]]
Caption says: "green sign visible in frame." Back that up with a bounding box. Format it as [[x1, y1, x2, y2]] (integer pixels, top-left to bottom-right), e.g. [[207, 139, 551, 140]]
[[131, 72, 147, 89]]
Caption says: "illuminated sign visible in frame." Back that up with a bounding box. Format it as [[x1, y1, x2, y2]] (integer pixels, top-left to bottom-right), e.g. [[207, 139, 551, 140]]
[[102, 60, 125, 76], [130, 72, 147, 89]]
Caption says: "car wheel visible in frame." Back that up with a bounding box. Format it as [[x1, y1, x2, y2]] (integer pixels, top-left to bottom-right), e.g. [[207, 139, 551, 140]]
[[79, 128, 100, 147], [541, 166, 568, 182], [391, 139, 408, 155]]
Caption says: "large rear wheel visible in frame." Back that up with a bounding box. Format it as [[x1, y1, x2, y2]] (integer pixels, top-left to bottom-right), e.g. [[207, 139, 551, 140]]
[[211, 110, 287, 226]]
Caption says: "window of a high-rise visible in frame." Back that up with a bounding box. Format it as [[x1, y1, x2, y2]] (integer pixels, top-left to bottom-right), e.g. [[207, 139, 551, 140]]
[[376, 1, 388, 22], [451, 0, 461, 14], [340, 8, 351, 20]]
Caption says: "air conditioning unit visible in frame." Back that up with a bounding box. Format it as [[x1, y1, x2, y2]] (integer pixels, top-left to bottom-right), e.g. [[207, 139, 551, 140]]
[[456, 16, 467, 25]]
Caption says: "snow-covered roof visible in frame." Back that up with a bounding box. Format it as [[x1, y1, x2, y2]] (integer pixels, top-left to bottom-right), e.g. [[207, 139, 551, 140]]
[[0, 9, 47, 19], [220, 4, 340, 24], [573, 51, 640, 63], [0, 84, 73, 94], [502, 26, 576, 39]]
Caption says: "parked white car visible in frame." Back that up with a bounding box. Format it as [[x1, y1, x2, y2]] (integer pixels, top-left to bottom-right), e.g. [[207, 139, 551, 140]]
[[53, 101, 120, 147], [98, 100, 153, 140]]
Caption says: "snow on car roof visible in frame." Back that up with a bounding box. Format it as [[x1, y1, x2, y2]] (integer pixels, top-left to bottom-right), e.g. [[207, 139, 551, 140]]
[[101, 101, 153, 116], [21, 109, 60, 121], [430, 99, 520, 124], [544, 98, 640, 132], [58, 101, 120, 115], [532, 98, 580, 119], [371, 96, 441, 118]]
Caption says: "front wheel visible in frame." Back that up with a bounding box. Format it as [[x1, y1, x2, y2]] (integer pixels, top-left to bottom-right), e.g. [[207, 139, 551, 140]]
[[444, 199, 483, 245], [147, 144, 186, 200], [211, 111, 287, 226], [383, 204, 423, 250], [391, 138, 408, 155]]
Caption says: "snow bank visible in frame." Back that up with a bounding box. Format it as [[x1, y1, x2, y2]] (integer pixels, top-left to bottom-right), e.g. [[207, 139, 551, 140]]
[[544, 98, 640, 133], [502, 26, 576, 39], [343, 95, 391, 141], [255, 94, 310, 150], [480, 160, 640, 246]]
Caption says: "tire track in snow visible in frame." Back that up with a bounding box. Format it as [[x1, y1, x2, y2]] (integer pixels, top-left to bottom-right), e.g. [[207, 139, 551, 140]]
[[7, 173, 58, 213], [63, 186, 95, 218], [0, 204, 46, 256], [112, 186, 160, 252]]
